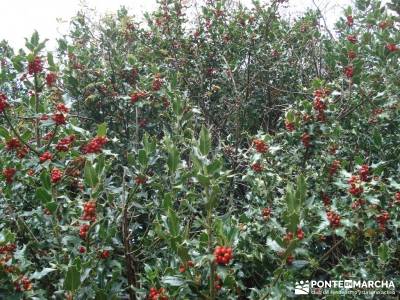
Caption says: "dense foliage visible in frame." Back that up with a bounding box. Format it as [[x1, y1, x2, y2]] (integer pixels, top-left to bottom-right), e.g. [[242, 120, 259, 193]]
[[0, 0, 399, 299]]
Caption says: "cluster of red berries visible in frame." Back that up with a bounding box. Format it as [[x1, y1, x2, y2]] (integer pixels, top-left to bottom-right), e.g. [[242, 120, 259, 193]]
[[346, 15, 354, 26], [46, 73, 57, 86], [253, 139, 268, 153], [148, 287, 168, 300], [385, 43, 398, 52], [301, 132, 311, 148], [351, 198, 365, 209], [0, 92, 9, 112], [214, 274, 223, 291], [135, 175, 147, 185], [17, 146, 29, 159], [39, 151, 53, 163], [28, 56, 43, 75], [283, 231, 294, 243], [348, 175, 363, 196], [313, 97, 326, 111], [347, 35, 357, 44], [5, 138, 21, 151], [297, 227, 304, 240], [376, 210, 390, 231], [313, 88, 329, 122], [262, 207, 271, 221], [79, 224, 90, 239], [0, 243, 16, 254], [321, 193, 331, 206], [359, 164, 370, 182], [179, 260, 194, 273], [3, 167, 16, 184], [285, 120, 295, 131], [152, 74, 163, 91], [56, 103, 69, 113], [214, 246, 233, 265], [52, 112, 67, 125], [379, 20, 391, 30], [348, 50, 357, 60], [14, 276, 32, 292], [314, 88, 330, 98], [82, 136, 107, 154], [79, 246, 86, 253], [344, 65, 354, 78], [51, 168, 62, 183], [251, 162, 263, 173], [82, 201, 96, 221], [100, 249, 110, 259], [328, 160, 340, 177], [42, 131, 54, 141], [327, 211, 341, 228], [131, 91, 147, 104], [286, 254, 294, 265], [56, 135, 75, 152]]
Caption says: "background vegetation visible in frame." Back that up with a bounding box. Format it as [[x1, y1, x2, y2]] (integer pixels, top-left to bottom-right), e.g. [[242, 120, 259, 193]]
[[0, 0, 399, 299]]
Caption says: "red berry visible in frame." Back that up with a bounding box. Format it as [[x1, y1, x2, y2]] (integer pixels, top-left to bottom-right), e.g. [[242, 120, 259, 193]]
[[251, 162, 263, 173], [285, 120, 295, 131], [214, 246, 233, 265], [152, 74, 163, 91], [56, 135, 75, 152], [28, 56, 43, 75], [262, 207, 271, 221], [56, 103, 69, 113], [135, 176, 147, 185], [346, 15, 354, 26], [321, 193, 331, 206], [100, 250, 110, 259], [359, 164, 370, 182], [301, 133, 311, 148], [82, 201, 97, 221], [82, 136, 107, 154], [283, 231, 294, 243], [0, 92, 10, 112], [348, 50, 357, 60], [347, 35, 357, 44], [46, 73, 57, 86], [39, 151, 53, 163], [51, 168, 62, 183], [286, 254, 294, 265], [253, 139, 268, 153], [79, 224, 90, 239], [3, 167, 16, 184], [327, 211, 341, 228], [52, 112, 67, 125], [344, 65, 354, 78], [348, 175, 363, 196], [297, 227, 304, 240], [328, 160, 340, 177], [5, 138, 21, 151], [386, 43, 398, 52]]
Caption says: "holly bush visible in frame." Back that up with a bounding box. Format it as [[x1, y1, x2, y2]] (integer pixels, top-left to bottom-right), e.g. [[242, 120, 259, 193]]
[[0, 0, 399, 299]]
